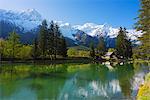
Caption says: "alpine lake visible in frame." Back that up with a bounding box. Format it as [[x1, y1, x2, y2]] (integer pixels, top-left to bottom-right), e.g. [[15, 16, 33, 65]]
[[0, 62, 150, 100]]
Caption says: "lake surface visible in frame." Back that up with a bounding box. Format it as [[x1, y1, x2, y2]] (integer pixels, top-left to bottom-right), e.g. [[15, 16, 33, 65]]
[[0, 62, 150, 100]]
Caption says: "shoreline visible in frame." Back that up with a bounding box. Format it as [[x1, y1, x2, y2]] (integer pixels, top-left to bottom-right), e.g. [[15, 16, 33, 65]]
[[1, 58, 150, 65]]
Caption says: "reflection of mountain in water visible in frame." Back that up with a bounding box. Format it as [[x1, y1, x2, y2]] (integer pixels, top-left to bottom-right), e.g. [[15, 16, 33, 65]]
[[58, 63, 149, 100], [131, 62, 150, 97], [0, 63, 149, 100]]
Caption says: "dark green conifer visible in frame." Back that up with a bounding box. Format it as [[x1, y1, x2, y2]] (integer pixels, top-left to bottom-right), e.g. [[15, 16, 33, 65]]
[[32, 37, 39, 61], [90, 42, 95, 58], [97, 36, 106, 56], [38, 19, 48, 60], [116, 27, 132, 59], [135, 0, 150, 59]]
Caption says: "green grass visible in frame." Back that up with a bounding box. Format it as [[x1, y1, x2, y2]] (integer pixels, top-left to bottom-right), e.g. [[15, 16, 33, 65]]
[[69, 45, 90, 51], [137, 73, 150, 100]]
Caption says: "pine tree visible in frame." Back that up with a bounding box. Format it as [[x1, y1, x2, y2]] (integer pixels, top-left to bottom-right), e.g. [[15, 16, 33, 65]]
[[53, 24, 61, 59], [126, 39, 132, 58], [38, 20, 48, 60], [90, 42, 95, 58], [0, 39, 5, 59], [116, 27, 132, 59], [32, 37, 39, 61], [135, 0, 150, 59], [47, 21, 55, 59], [97, 36, 106, 56], [60, 37, 68, 57]]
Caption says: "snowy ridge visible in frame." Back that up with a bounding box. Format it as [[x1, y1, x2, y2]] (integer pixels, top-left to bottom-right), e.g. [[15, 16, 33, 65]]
[[0, 9, 143, 42], [73, 23, 142, 41], [0, 9, 42, 32]]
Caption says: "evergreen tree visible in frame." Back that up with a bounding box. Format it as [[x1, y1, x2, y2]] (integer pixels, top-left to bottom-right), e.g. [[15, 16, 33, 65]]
[[47, 21, 55, 59], [97, 36, 106, 56], [60, 37, 68, 57], [0, 39, 5, 59], [90, 42, 95, 58], [116, 27, 132, 59], [38, 20, 48, 60], [32, 37, 39, 61], [126, 39, 133, 58], [0, 39, 6, 62], [54, 24, 61, 59], [135, 0, 150, 59]]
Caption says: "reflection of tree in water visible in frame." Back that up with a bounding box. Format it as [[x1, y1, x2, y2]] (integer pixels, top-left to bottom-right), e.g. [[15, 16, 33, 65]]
[[89, 64, 109, 83], [0, 63, 149, 100], [60, 64, 122, 99], [74, 64, 110, 87], [116, 63, 134, 98], [28, 74, 67, 100], [0, 75, 18, 98], [0, 71, 28, 98]]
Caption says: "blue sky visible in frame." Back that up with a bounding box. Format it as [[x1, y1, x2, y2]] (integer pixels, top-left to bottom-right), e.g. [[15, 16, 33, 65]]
[[0, 0, 140, 28]]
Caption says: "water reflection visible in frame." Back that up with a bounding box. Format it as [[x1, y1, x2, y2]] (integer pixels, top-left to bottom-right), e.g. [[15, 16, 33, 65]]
[[58, 64, 135, 100], [0, 63, 149, 100]]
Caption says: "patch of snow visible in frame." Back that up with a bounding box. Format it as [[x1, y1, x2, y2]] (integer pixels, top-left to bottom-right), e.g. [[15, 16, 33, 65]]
[[0, 9, 42, 32], [0, 9, 143, 43]]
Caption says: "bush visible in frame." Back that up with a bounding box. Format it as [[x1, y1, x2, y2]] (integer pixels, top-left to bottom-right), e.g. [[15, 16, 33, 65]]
[[19, 45, 32, 59], [67, 48, 90, 57]]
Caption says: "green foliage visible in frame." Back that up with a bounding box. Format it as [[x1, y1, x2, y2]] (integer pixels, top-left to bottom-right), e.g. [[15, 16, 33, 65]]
[[31, 37, 40, 60], [67, 48, 77, 57], [133, 48, 139, 60], [137, 73, 150, 100], [97, 36, 106, 56], [135, 0, 150, 60], [53, 24, 60, 59], [78, 50, 90, 57], [116, 27, 132, 59], [108, 48, 116, 52], [19, 45, 32, 59], [47, 21, 55, 58], [0, 39, 6, 57], [90, 42, 95, 58], [1, 20, 68, 60], [67, 48, 90, 57], [38, 20, 68, 59], [0, 39, 33, 60], [70, 45, 90, 51], [38, 19, 48, 59], [6, 31, 20, 58], [135, 0, 150, 32], [60, 37, 68, 57]]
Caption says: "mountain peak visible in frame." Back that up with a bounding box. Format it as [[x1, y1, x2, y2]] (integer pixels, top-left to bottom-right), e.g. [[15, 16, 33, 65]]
[[25, 8, 37, 12], [0, 9, 42, 32], [0, 9, 142, 44], [20, 8, 42, 21]]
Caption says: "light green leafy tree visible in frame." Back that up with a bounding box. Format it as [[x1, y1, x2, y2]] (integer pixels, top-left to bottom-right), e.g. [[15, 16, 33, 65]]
[[6, 31, 20, 59]]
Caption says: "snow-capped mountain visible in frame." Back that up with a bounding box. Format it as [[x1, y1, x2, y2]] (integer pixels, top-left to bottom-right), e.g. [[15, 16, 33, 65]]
[[73, 23, 142, 41], [57, 22, 142, 45], [0, 9, 143, 46], [0, 9, 42, 32]]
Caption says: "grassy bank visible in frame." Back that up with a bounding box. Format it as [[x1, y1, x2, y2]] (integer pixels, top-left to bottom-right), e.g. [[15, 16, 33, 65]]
[[137, 72, 150, 100], [0, 57, 92, 65]]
